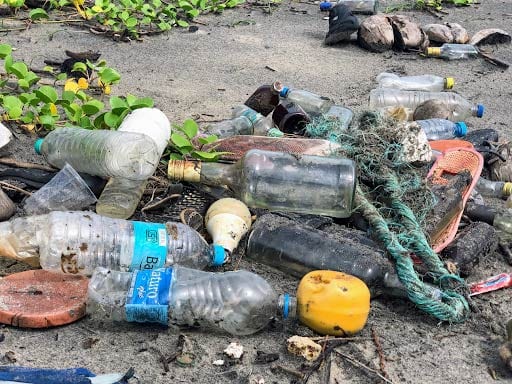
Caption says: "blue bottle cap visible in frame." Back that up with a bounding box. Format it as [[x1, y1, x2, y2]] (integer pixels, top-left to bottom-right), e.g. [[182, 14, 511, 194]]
[[211, 244, 226, 266], [319, 1, 332, 10], [279, 86, 290, 98], [476, 104, 485, 118], [34, 138, 44, 154], [454, 122, 467, 137], [282, 293, 290, 319]]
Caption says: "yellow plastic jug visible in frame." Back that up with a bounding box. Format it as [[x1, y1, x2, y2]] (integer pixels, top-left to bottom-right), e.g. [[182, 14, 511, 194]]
[[297, 270, 370, 336]]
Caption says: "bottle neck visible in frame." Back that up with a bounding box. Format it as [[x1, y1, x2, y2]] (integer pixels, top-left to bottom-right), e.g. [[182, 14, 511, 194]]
[[278, 293, 297, 320], [168, 160, 236, 188]]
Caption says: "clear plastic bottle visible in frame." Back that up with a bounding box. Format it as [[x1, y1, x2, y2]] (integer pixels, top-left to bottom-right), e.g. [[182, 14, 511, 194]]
[[319, 0, 377, 14], [376, 72, 455, 92], [34, 127, 160, 180], [0, 211, 225, 274], [206, 116, 254, 138], [369, 88, 485, 121], [232, 105, 274, 135], [167, 149, 356, 218], [87, 266, 295, 335], [476, 178, 512, 198], [427, 44, 479, 60], [96, 108, 171, 219], [279, 86, 334, 115], [416, 119, 467, 140], [324, 105, 354, 131]]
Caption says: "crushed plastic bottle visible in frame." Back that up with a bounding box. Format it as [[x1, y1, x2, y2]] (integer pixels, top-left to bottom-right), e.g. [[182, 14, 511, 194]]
[[167, 149, 356, 218], [232, 105, 274, 135], [0, 211, 225, 274], [206, 115, 254, 138], [96, 108, 171, 219], [34, 127, 160, 180], [369, 88, 485, 121], [319, 0, 377, 14], [475, 178, 512, 198], [87, 266, 295, 335], [427, 44, 479, 60], [376, 72, 455, 92], [244, 82, 282, 116], [416, 119, 467, 141], [279, 86, 333, 115]]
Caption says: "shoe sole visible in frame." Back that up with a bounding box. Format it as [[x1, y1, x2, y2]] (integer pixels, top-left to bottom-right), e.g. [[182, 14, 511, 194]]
[[325, 30, 356, 45]]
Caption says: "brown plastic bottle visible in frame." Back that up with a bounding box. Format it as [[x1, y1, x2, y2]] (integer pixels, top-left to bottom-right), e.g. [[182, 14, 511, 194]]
[[244, 81, 282, 116]]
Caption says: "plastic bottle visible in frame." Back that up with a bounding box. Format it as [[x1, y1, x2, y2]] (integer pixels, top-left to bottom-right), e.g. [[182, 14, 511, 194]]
[[35, 127, 160, 180], [167, 149, 356, 218], [376, 72, 455, 92], [475, 178, 512, 198], [87, 266, 295, 335], [465, 203, 512, 235], [0, 211, 226, 274], [324, 105, 354, 131], [244, 82, 282, 116], [416, 119, 467, 141], [206, 116, 254, 138], [319, 0, 377, 14], [427, 44, 479, 60], [369, 88, 485, 121], [96, 108, 171, 219], [279, 86, 333, 115], [232, 105, 274, 135]]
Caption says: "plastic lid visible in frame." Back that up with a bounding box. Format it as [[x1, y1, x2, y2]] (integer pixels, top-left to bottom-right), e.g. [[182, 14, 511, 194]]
[[427, 47, 441, 56], [319, 1, 332, 10], [282, 293, 290, 319], [34, 138, 44, 154], [444, 77, 455, 90], [279, 86, 290, 98], [503, 183, 512, 197], [476, 104, 485, 118], [454, 122, 467, 137], [211, 244, 226, 266]]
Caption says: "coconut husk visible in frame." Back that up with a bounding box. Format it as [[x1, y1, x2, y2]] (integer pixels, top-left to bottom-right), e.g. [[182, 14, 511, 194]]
[[357, 15, 394, 53], [391, 15, 426, 50], [447, 23, 470, 44], [413, 100, 453, 121], [422, 24, 453, 43], [470, 28, 511, 46]]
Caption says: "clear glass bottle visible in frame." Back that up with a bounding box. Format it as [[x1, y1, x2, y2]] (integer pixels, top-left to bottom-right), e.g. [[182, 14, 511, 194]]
[[87, 266, 295, 335], [416, 119, 467, 140], [369, 88, 485, 121], [206, 116, 254, 138], [232, 105, 274, 136], [0, 211, 225, 274], [376, 72, 454, 92], [34, 127, 160, 180], [244, 82, 282, 116], [167, 149, 356, 218], [279, 86, 334, 115], [427, 44, 479, 60], [324, 105, 354, 131], [476, 178, 512, 198], [319, 0, 377, 14], [96, 108, 171, 219]]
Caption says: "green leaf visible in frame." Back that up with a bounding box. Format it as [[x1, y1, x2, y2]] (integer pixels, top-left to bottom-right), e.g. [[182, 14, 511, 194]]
[[128, 97, 154, 109], [19, 92, 37, 104], [20, 111, 35, 124], [176, 19, 189, 27], [39, 114, 57, 127], [64, 103, 82, 122], [24, 72, 40, 86], [35, 85, 58, 103], [75, 90, 88, 101], [7, 107, 23, 119], [191, 150, 225, 161], [93, 112, 107, 129], [60, 90, 76, 104], [56, 73, 67, 81], [198, 134, 218, 144], [109, 97, 129, 115], [29, 8, 49, 20], [125, 17, 138, 28], [158, 21, 171, 31], [82, 99, 104, 115], [99, 67, 121, 84], [187, 8, 199, 17], [171, 132, 192, 149], [4, 55, 13, 73], [80, 116, 93, 129], [169, 152, 183, 160], [0, 44, 12, 59], [2, 95, 23, 111], [181, 119, 198, 139], [71, 62, 88, 74], [17, 78, 29, 90], [8, 62, 29, 79], [104, 111, 121, 128]]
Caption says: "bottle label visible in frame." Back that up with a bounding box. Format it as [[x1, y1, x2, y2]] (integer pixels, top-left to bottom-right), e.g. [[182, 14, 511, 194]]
[[130, 222, 167, 271], [125, 268, 172, 325]]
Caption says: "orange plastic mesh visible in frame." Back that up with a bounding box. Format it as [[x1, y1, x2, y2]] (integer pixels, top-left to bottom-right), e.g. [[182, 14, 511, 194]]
[[429, 139, 474, 153], [427, 147, 483, 253]]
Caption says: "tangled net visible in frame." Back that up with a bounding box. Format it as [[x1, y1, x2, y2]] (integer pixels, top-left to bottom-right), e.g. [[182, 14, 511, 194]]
[[306, 112, 470, 323]]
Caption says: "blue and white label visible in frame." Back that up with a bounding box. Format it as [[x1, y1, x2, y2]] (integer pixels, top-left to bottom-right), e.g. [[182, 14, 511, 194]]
[[125, 268, 172, 324], [130, 222, 167, 271]]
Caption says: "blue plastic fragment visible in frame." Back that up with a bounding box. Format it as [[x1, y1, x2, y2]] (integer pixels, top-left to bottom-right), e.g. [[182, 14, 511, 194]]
[[0, 366, 130, 384]]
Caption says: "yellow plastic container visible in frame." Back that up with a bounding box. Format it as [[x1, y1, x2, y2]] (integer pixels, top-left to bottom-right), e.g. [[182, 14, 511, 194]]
[[297, 270, 370, 336]]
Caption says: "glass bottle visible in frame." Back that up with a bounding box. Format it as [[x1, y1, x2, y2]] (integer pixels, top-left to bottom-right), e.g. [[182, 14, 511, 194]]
[[232, 105, 274, 135], [167, 149, 356, 218], [244, 82, 282, 116]]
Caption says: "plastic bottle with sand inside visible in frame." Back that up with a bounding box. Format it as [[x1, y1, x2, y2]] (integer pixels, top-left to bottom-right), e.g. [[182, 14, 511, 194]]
[[87, 266, 295, 335], [427, 44, 479, 60], [34, 127, 160, 180], [376, 73, 455, 92], [475, 178, 512, 198], [417, 119, 467, 141], [167, 149, 356, 218], [369, 88, 484, 121], [324, 105, 354, 131], [96, 108, 171, 219], [206, 116, 255, 138], [0, 211, 226, 274], [231, 105, 274, 135], [279, 86, 334, 115]]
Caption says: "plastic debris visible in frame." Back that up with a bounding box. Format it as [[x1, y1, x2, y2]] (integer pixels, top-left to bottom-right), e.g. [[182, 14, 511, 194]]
[[286, 336, 322, 362], [224, 342, 244, 359]]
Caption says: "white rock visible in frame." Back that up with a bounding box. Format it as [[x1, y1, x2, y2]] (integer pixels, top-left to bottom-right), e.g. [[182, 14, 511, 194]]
[[212, 359, 225, 366], [224, 342, 244, 359]]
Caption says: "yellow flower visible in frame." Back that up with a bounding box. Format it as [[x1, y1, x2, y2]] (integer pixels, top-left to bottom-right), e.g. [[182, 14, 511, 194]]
[[64, 79, 79, 93], [49, 103, 58, 116], [77, 77, 89, 90], [97, 79, 111, 95]]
